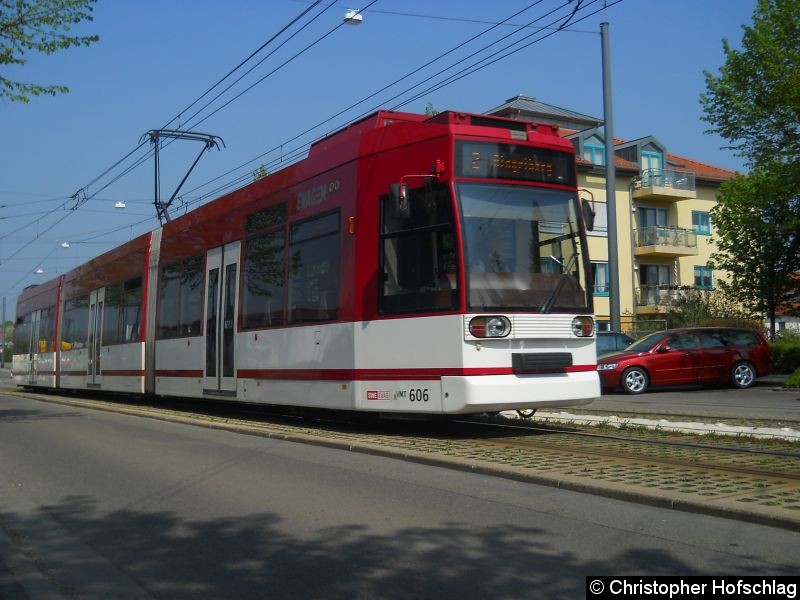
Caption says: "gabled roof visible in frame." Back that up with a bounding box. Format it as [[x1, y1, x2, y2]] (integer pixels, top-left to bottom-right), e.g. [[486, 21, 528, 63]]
[[614, 135, 667, 153], [485, 95, 738, 182], [666, 153, 737, 182], [485, 94, 602, 130], [576, 155, 640, 171]]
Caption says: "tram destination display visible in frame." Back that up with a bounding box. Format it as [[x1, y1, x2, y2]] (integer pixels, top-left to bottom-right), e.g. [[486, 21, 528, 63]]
[[456, 141, 576, 186]]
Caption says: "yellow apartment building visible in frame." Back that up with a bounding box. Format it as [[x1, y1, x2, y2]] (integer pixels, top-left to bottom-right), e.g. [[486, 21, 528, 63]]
[[487, 95, 736, 332]]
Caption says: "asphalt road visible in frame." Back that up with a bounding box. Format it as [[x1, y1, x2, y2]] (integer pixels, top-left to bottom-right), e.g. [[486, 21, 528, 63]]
[[0, 393, 797, 599]]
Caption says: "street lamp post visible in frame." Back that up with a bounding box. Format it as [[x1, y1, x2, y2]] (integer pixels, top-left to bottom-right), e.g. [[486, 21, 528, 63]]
[[601, 22, 621, 332]]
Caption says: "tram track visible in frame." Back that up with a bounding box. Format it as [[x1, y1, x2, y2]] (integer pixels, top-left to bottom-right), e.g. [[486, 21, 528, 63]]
[[450, 419, 800, 481], [552, 406, 800, 430], [7, 387, 800, 530], [10, 387, 800, 481], [454, 418, 800, 459]]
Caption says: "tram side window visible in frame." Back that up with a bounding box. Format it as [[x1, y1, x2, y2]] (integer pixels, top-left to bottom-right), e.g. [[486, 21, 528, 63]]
[[158, 257, 204, 338], [243, 229, 286, 328], [101, 276, 142, 345], [158, 264, 181, 338], [288, 211, 340, 324], [380, 183, 458, 314], [180, 256, 203, 335], [103, 283, 123, 345], [62, 295, 89, 350], [38, 306, 55, 352], [13, 314, 30, 355], [123, 276, 142, 342]]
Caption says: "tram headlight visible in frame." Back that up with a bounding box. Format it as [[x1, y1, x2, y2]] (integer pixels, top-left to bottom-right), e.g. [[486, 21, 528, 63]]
[[572, 316, 595, 337], [469, 316, 511, 338]]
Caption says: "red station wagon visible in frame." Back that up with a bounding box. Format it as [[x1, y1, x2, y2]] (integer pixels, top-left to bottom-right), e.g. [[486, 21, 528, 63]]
[[597, 327, 773, 394]]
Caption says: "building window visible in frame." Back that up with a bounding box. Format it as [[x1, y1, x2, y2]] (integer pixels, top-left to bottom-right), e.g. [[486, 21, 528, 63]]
[[641, 145, 663, 171], [641, 145, 664, 186], [583, 135, 605, 166], [692, 211, 711, 234], [636, 207, 667, 229], [694, 266, 714, 290], [592, 262, 609, 296]]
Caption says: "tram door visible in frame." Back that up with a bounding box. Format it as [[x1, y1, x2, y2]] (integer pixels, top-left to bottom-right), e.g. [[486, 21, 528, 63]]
[[87, 288, 105, 387], [27, 310, 41, 384], [203, 242, 240, 395]]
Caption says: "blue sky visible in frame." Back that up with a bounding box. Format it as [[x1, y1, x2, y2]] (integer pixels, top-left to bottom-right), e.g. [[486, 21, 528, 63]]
[[0, 0, 757, 305]]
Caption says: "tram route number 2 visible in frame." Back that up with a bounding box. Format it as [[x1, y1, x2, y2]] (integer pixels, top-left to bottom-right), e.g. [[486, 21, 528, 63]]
[[366, 388, 430, 402]]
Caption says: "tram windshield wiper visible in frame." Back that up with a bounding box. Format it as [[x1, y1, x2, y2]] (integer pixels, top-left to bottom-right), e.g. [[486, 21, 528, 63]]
[[538, 221, 580, 314]]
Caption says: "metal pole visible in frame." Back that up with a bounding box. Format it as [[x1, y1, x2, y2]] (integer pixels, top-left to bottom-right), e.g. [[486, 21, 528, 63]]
[[601, 22, 621, 332], [1, 296, 5, 369]]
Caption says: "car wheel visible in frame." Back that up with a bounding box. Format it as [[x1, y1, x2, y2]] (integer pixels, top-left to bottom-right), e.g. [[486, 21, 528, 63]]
[[621, 367, 649, 394], [731, 361, 756, 389]]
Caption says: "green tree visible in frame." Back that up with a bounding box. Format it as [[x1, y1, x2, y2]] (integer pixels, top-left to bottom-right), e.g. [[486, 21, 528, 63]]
[[1, 0, 100, 103], [667, 288, 757, 329], [700, 0, 800, 167], [709, 163, 800, 339], [424, 102, 439, 116], [701, 0, 800, 339]]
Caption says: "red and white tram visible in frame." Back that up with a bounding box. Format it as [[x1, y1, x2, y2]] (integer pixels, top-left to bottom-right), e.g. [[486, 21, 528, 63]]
[[13, 109, 600, 414]]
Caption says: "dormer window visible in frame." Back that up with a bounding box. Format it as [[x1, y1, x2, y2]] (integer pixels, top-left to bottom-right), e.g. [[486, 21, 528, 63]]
[[641, 143, 664, 173], [583, 134, 605, 166]]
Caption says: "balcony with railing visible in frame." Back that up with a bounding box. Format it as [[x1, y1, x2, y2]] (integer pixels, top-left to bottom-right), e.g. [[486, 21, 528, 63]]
[[636, 285, 694, 313], [634, 225, 698, 257], [632, 168, 696, 201]]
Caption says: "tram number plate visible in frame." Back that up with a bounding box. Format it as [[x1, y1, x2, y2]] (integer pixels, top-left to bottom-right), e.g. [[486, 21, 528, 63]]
[[408, 388, 429, 402], [366, 388, 430, 402]]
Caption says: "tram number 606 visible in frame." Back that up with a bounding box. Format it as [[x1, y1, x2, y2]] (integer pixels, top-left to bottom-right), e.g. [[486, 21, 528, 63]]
[[409, 388, 429, 402]]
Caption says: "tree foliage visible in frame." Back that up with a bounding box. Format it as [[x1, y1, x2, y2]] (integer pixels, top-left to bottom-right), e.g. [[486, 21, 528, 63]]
[[666, 288, 757, 330], [709, 163, 800, 338], [700, 0, 800, 167], [0, 0, 99, 103], [701, 0, 800, 339]]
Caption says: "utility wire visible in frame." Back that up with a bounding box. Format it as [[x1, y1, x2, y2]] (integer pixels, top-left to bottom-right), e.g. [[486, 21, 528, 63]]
[[392, 0, 596, 110], [0, 1, 336, 275], [178, 0, 552, 203], [77, 0, 343, 207], [47, 0, 353, 225], [182, 0, 600, 206], [81, 0, 331, 196], [2, 0, 618, 297], [290, 0, 600, 33]]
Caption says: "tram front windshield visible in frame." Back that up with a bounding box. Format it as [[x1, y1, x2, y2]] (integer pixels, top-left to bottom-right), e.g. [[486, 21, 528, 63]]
[[458, 182, 589, 313]]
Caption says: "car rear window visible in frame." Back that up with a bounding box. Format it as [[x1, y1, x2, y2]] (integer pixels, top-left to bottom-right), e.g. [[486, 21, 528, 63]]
[[699, 333, 726, 348], [721, 330, 761, 346]]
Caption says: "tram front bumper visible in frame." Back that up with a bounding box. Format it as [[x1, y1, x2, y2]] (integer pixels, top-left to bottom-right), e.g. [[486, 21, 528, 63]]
[[441, 371, 599, 414]]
